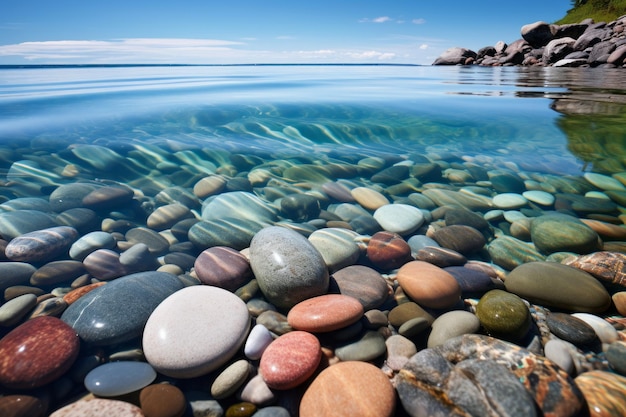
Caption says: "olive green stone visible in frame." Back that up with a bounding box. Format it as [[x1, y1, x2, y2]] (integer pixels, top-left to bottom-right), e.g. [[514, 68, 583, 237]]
[[476, 289, 531, 341], [504, 262, 611, 313], [530, 213, 601, 255]]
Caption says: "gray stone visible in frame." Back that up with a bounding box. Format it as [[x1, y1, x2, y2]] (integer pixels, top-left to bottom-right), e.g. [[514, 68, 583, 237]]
[[530, 213, 601, 255], [521, 21, 555, 47], [428, 310, 481, 348], [432, 47, 477, 65], [0, 210, 58, 240]]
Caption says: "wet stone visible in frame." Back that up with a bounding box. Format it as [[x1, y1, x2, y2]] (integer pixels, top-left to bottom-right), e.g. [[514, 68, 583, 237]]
[[476, 289, 531, 341], [143, 286, 250, 378], [0, 316, 80, 389], [388, 301, 435, 328], [505, 261, 611, 313], [30, 260, 86, 288], [201, 191, 278, 223], [350, 187, 389, 210], [531, 213, 601, 255], [544, 339, 575, 375], [84, 361, 156, 397], [564, 251, 626, 288], [373, 203, 424, 236], [322, 181, 355, 202], [193, 246, 252, 291], [444, 207, 489, 231], [444, 265, 500, 297], [330, 265, 389, 310], [546, 312, 599, 346], [188, 218, 265, 251], [397, 261, 461, 309], [606, 341, 626, 376], [50, 398, 144, 417], [139, 383, 187, 417], [575, 370, 626, 417], [249, 226, 329, 310], [487, 235, 545, 271], [0, 293, 37, 326], [61, 271, 184, 346], [427, 310, 481, 348], [82, 249, 128, 281], [366, 231, 412, 271], [280, 193, 321, 221], [259, 330, 321, 390], [49, 183, 99, 212], [55, 207, 100, 234], [432, 224, 486, 255], [571, 313, 618, 344], [288, 294, 364, 333], [334, 330, 387, 362], [125, 227, 170, 255], [308, 227, 360, 273], [416, 246, 467, 268], [5, 226, 78, 263], [146, 203, 194, 231], [211, 359, 252, 399], [300, 361, 396, 417], [82, 185, 135, 211], [0, 394, 46, 417]]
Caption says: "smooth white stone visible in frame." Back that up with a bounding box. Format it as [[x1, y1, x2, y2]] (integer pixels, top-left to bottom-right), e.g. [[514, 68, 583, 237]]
[[544, 339, 574, 375], [584, 191, 611, 200], [244, 324, 274, 360], [584, 172, 626, 191], [308, 228, 360, 272], [484, 209, 504, 222], [143, 286, 250, 378], [492, 193, 528, 209], [373, 203, 424, 235], [571, 313, 618, 344], [503, 210, 527, 223], [239, 374, 275, 404], [522, 190, 555, 206]]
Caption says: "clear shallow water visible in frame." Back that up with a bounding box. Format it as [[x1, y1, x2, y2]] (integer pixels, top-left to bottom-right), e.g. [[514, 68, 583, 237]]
[[1, 64, 624, 179]]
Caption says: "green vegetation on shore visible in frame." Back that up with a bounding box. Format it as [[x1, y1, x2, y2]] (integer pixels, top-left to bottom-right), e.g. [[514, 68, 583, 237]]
[[557, 0, 626, 24]]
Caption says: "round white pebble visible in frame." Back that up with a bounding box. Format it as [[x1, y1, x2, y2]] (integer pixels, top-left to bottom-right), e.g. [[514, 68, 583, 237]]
[[373, 203, 424, 235]]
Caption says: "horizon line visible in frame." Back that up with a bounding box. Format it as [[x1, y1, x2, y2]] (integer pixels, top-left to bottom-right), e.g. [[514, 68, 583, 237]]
[[0, 62, 425, 69]]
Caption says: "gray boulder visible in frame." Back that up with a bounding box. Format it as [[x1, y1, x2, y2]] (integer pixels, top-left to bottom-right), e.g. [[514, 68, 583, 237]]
[[543, 37, 576, 65], [607, 44, 626, 65], [574, 27, 611, 50], [521, 21, 554, 47], [433, 47, 477, 65], [588, 41, 616, 65], [553, 23, 589, 40]]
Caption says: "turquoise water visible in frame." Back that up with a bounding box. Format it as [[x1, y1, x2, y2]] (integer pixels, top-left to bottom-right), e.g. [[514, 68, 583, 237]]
[[2, 64, 624, 179]]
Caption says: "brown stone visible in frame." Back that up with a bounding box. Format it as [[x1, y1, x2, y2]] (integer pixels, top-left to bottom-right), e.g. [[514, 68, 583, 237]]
[[366, 231, 412, 270], [193, 246, 252, 291], [0, 316, 80, 389], [613, 292, 626, 316], [288, 294, 364, 332], [432, 225, 486, 255], [0, 394, 46, 417], [397, 261, 461, 309], [575, 370, 626, 417], [63, 282, 107, 305], [300, 361, 396, 417], [330, 265, 390, 310], [139, 384, 186, 417], [351, 187, 389, 210]]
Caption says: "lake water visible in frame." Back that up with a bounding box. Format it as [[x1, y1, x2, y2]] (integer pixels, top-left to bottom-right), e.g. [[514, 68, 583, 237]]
[[2, 64, 625, 180]]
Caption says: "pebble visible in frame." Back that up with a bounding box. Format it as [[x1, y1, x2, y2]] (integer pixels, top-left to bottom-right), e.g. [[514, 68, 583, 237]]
[[0, 316, 80, 389], [211, 359, 252, 399], [0, 394, 46, 417], [487, 235, 545, 271], [244, 324, 274, 360], [61, 271, 184, 346], [366, 231, 412, 270], [84, 361, 156, 397], [249, 226, 329, 309], [584, 172, 626, 191], [139, 384, 187, 417], [125, 227, 170, 256], [50, 399, 145, 417], [522, 190, 555, 206], [427, 310, 481, 348], [146, 203, 193, 231], [82, 185, 134, 211], [571, 313, 618, 344], [396, 261, 461, 309], [575, 370, 626, 417], [431, 224, 486, 255], [330, 265, 389, 310], [189, 217, 264, 251], [605, 341, 626, 376], [0, 293, 37, 326], [287, 294, 363, 332], [30, 260, 86, 287], [544, 339, 575, 374], [504, 261, 611, 313], [259, 330, 321, 390], [226, 402, 256, 417], [613, 291, 626, 316], [239, 374, 275, 405], [251, 406, 291, 417], [398, 317, 431, 338], [0, 210, 58, 240], [416, 246, 467, 267], [334, 330, 387, 362], [322, 181, 355, 202], [280, 193, 320, 221], [143, 285, 250, 378], [308, 227, 360, 272], [545, 312, 599, 346], [492, 192, 528, 209], [82, 249, 128, 280], [530, 213, 601, 255], [300, 361, 396, 417], [476, 289, 531, 341], [373, 203, 424, 235], [193, 246, 252, 291], [193, 175, 226, 198], [201, 191, 277, 223], [68, 231, 117, 261], [5, 226, 78, 263], [350, 187, 389, 210], [0, 262, 37, 294], [388, 301, 434, 328], [444, 265, 500, 297]]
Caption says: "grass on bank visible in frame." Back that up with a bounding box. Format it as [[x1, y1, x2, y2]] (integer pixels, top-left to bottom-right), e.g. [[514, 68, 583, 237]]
[[556, 0, 626, 24]]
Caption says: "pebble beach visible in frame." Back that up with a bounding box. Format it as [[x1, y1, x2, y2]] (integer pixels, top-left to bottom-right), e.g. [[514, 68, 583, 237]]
[[0, 64, 625, 417]]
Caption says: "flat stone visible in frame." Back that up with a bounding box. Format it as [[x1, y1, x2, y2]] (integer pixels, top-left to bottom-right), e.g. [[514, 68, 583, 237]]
[[581, 219, 626, 240], [584, 172, 626, 191], [308, 228, 360, 273], [522, 190, 555, 206], [571, 313, 618, 344], [397, 261, 461, 309], [432, 225, 486, 255], [0, 316, 80, 389], [330, 265, 389, 310], [505, 262, 611, 313], [82, 185, 135, 211], [606, 341, 626, 376], [146, 203, 193, 231], [69, 231, 117, 261], [259, 330, 321, 390], [373, 203, 424, 235], [427, 310, 481, 348], [388, 301, 434, 328], [492, 193, 528, 209], [300, 361, 396, 417], [444, 266, 500, 297], [531, 213, 601, 255], [444, 207, 490, 231], [0, 210, 58, 241], [0, 293, 37, 326], [139, 384, 187, 417], [322, 181, 355, 202], [5, 226, 78, 263], [49, 183, 98, 212], [288, 294, 363, 332], [416, 246, 467, 268], [30, 260, 86, 287], [476, 289, 531, 341], [0, 394, 46, 417], [193, 246, 252, 291], [249, 226, 329, 310], [50, 399, 144, 417], [143, 285, 250, 378], [61, 271, 184, 346], [0, 262, 37, 294], [201, 191, 277, 223], [487, 235, 544, 271], [189, 218, 265, 251], [82, 249, 127, 281], [125, 227, 170, 256], [422, 189, 492, 211], [280, 193, 321, 221], [366, 231, 412, 271], [193, 175, 227, 198], [350, 187, 389, 210], [84, 361, 156, 397], [334, 330, 387, 362], [211, 359, 252, 399], [546, 312, 599, 346]]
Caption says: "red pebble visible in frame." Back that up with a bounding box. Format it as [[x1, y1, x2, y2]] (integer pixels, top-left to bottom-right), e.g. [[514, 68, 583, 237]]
[[260, 331, 321, 390]]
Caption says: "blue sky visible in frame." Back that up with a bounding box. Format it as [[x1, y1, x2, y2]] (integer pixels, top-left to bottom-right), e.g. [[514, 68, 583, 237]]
[[1, 0, 572, 65]]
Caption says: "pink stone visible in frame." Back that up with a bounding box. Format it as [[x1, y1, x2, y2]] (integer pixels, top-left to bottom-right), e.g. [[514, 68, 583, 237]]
[[193, 246, 252, 291], [260, 331, 321, 390], [50, 399, 144, 417], [0, 316, 80, 389], [287, 294, 364, 333], [396, 261, 461, 309]]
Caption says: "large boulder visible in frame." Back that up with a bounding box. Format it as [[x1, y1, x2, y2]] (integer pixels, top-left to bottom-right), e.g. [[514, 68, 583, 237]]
[[433, 47, 477, 65], [588, 41, 616, 65], [607, 44, 626, 66], [521, 21, 554, 47], [573, 27, 611, 50], [552, 23, 589, 40], [542, 37, 576, 65]]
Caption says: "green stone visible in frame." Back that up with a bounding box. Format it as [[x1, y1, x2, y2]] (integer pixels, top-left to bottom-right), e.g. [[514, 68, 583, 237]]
[[530, 213, 601, 255], [476, 289, 531, 341]]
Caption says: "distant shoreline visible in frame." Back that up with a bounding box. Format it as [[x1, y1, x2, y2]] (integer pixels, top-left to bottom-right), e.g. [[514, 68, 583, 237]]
[[0, 63, 423, 69]]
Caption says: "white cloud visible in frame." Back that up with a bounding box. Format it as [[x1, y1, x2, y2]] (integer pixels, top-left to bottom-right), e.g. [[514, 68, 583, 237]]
[[359, 16, 392, 23], [412, 18, 426, 25], [347, 50, 396, 60], [419, 44, 429, 50]]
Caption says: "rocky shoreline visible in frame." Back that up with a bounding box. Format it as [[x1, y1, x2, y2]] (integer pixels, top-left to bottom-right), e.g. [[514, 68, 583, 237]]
[[433, 16, 626, 67]]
